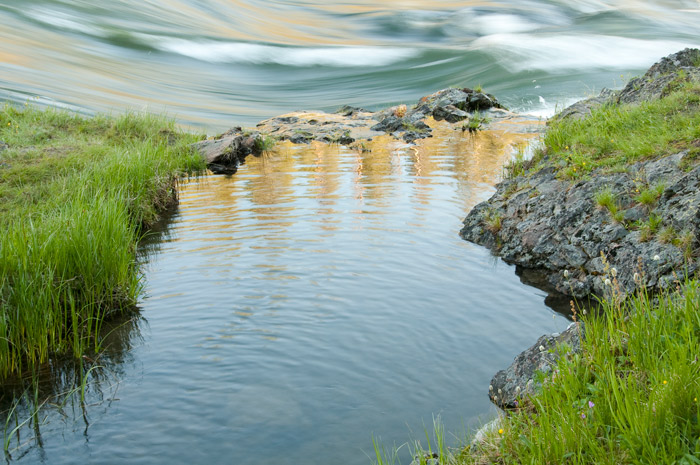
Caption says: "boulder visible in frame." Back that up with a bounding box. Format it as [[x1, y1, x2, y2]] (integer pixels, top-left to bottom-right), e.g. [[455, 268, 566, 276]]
[[489, 322, 583, 410], [192, 127, 260, 174]]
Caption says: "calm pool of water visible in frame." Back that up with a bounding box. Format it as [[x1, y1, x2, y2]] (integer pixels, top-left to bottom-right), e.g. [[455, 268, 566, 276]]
[[6, 128, 572, 464]]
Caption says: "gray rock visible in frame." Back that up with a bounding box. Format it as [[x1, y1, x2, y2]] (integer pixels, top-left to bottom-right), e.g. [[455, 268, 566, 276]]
[[555, 88, 617, 121], [489, 322, 583, 409], [617, 48, 700, 104], [461, 50, 700, 299], [432, 104, 469, 123], [192, 128, 261, 174]]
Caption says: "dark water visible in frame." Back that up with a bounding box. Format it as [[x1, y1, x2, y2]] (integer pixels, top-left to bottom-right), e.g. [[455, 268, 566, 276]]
[[1, 1, 700, 464], [1, 1, 699, 130]]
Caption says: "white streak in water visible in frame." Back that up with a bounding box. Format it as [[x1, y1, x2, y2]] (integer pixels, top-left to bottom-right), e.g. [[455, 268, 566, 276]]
[[473, 34, 699, 72], [146, 37, 419, 67]]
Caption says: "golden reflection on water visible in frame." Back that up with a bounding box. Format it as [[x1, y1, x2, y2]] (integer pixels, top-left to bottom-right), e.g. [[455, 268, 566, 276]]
[[177, 124, 541, 244]]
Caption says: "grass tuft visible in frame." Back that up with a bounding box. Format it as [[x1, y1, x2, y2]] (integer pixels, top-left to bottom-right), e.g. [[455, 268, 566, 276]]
[[0, 104, 205, 379]]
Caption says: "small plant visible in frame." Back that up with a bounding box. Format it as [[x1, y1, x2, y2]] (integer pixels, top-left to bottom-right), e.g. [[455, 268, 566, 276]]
[[635, 182, 665, 208], [503, 147, 528, 180], [393, 104, 407, 118], [503, 181, 519, 200], [638, 212, 663, 241], [674, 230, 696, 260], [594, 187, 619, 216], [484, 208, 502, 233], [657, 225, 676, 244], [254, 134, 276, 154], [474, 84, 483, 93], [462, 111, 490, 133]]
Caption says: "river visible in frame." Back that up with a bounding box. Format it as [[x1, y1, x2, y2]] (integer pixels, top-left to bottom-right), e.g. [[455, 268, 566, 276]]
[[1, 1, 700, 464]]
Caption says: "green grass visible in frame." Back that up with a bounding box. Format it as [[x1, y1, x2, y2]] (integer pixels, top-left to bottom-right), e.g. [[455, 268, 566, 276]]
[[538, 81, 700, 178], [464, 278, 700, 465], [595, 186, 618, 214], [0, 104, 205, 379], [635, 183, 665, 208]]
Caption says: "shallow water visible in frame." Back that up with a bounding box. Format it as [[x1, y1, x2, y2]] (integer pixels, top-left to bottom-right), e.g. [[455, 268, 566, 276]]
[[1, 1, 700, 130], [4, 129, 572, 464]]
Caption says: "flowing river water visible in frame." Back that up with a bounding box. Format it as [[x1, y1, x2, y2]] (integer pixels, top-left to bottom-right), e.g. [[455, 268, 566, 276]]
[[2, 1, 700, 464]]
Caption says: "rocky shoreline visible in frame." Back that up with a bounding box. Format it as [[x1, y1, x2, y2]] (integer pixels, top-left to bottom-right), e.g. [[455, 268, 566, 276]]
[[468, 48, 700, 450], [193, 87, 541, 174], [461, 48, 700, 300]]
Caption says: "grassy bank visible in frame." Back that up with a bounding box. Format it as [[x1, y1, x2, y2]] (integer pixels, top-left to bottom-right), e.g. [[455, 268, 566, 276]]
[[0, 104, 205, 379], [377, 82, 700, 464]]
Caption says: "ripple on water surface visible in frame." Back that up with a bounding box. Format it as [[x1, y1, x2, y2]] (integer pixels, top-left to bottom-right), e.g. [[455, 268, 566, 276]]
[[4, 128, 575, 465]]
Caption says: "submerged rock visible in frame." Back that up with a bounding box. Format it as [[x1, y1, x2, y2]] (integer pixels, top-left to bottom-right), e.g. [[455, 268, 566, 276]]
[[489, 322, 583, 410]]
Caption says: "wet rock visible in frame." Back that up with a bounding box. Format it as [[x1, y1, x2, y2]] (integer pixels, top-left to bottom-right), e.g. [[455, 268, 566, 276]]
[[466, 92, 500, 112], [555, 88, 617, 121], [256, 109, 383, 145], [335, 105, 369, 117], [489, 322, 583, 410], [192, 127, 261, 174], [432, 104, 468, 123]]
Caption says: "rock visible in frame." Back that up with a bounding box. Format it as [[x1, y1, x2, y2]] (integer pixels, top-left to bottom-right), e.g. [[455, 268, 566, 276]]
[[617, 48, 700, 104], [461, 50, 700, 299], [461, 156, 699, 298], [489, 322, 583, 410], [192, 128, 261, 174], [432, 104, 469, 123], [466, 92, 500, 112], [555, 88, 617, 121], [256, 109, 383, 145], [410, 453, 440, 465]]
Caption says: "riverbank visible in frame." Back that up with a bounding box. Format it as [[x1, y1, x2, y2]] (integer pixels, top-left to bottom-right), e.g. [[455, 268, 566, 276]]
[[0, 106, 205, 380], [449, 49, 700, 464], [461, 48, 700, 299], [0, 86, 540, 382]]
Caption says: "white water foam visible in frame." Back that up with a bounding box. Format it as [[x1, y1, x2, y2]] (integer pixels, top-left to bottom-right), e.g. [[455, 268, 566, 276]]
[[25, 7, 105, 37], [146, 36, 419, 67], [472, 33, 699, 72]]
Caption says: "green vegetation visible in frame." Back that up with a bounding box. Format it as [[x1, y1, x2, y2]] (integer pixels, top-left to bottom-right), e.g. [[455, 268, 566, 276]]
[[254, 133, 277, 153], [0, 104, 205, 379], [373, 76, 700, 465], [594, 186, 618, 214], [466, 278, 700, 465], [635, 182, 665, 209], [461, 111, 490, 134], [483, 208, 502, 233], [536, 81, 700, 178]]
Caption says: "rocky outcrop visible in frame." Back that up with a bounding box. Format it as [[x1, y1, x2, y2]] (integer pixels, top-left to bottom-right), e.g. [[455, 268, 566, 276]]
[[489, 322, 583, 410], [555, 48, 700, 121], [461, 50, 700, 299], [196, 86, 529, 170], [461, 153, 699, 298], [617, 48, 700, 104], [192, 127, 267, 174]]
